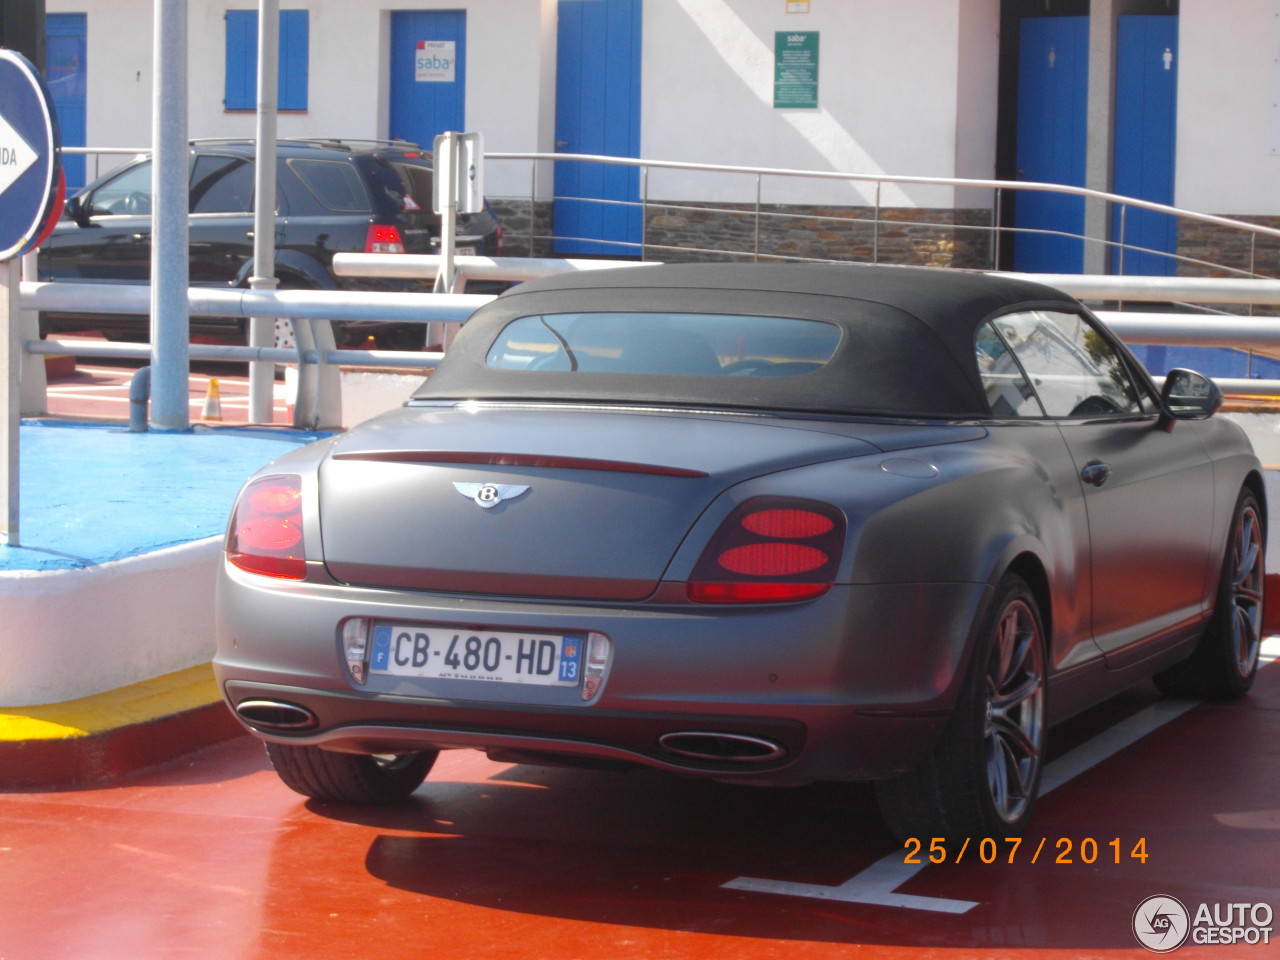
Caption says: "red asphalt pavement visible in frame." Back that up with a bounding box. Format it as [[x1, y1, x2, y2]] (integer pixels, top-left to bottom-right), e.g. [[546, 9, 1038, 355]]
[[44, 359, 293, 424], [2, 647, 1278, 960]]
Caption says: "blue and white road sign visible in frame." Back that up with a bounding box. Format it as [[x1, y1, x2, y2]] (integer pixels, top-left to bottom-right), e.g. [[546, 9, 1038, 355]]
[[0, 50, 62, 262]]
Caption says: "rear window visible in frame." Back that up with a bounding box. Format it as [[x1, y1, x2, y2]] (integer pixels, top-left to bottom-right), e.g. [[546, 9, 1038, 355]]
[[287, 158, 371, 212], [388, 161, 435, 212], [485, 313, 842, 377]]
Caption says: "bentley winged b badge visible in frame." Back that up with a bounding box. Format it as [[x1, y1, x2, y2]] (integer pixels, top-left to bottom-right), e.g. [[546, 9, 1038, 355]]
[[454, 482, 531, 509]]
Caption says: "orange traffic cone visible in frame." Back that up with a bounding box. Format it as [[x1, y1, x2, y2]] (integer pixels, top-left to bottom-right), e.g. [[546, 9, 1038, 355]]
[[201, 378, 223, 421]]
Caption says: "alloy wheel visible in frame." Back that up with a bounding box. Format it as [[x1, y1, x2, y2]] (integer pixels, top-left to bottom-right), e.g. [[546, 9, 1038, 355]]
[[1229, 502, 1264, 678], [984, 598, 1046, 824]]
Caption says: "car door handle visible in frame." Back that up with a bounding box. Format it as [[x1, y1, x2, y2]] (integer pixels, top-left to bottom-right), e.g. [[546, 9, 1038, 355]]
[[1081, 460, 1112, 487], [130, 233, 150, 243]]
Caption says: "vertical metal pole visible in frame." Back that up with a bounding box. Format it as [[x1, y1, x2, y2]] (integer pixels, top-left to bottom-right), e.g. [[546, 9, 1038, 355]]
[[872, 182, 881, 264], [993, 189, 1003, 270], [640, 165, 648, 260], [248, 0, 279, 424], [434, 132, 457, 294], [1118, 205, 1127, 279], [149, 0, 190, 430], [1, 259, 20, 545], [1250, 233, 1258, 315], [19, 249, 46, 416], [754, 175, 762, 262], [529, 161, 537, 257]]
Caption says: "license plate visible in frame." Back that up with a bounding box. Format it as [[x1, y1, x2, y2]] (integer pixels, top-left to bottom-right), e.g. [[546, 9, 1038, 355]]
[[456, 245, 477, 256], [369, 623, 583, 687]]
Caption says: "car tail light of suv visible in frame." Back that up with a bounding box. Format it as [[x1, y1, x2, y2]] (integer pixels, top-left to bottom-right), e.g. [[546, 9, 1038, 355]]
[[687, 497, 846, 603], [365, 224, 406, 254], [227, 475, 306, 580]]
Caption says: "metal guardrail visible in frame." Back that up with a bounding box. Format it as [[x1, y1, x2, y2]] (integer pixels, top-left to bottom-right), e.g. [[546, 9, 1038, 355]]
[[20, 282, 493, 428], [28, 258, 1280, 411], [62, 147, 1280, 279], [486, 152, 1280, 279], [61, 146, 146, 183], [29, 149, 1280, 425]]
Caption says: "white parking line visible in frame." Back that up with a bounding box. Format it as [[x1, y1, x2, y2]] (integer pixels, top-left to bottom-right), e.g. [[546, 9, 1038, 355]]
[[723, 635, 1280, 913]]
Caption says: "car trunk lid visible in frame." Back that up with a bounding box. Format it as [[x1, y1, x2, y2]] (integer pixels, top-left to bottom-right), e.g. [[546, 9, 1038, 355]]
[[318, 404, 888, 600]]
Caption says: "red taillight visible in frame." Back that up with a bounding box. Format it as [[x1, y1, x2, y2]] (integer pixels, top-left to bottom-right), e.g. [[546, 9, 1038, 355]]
[[717, 543, 829, 576], [688, 581, 832, 604], [494, 222, 505, 256], [365, 224, 406, 254], [227, 475, 306, 580], [687, 497, 845, 604], [741, 509, 835, 539]]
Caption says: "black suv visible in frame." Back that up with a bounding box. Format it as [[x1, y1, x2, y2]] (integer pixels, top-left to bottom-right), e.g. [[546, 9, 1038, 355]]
[[38, 138, 504, 349]]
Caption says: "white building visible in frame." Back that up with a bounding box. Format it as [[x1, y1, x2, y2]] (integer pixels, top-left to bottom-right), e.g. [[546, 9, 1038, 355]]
[[40, 0, 1280, 274]]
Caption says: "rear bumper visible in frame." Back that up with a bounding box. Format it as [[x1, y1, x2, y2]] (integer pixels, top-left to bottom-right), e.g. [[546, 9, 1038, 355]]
[[214, 563, 990, 784]]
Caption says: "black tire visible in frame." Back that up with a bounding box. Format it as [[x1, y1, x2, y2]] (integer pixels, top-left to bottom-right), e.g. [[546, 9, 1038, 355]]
[[875, 574, 1048, 842], [1155, 488, 1264, 700], [264, 742, 438, 804]]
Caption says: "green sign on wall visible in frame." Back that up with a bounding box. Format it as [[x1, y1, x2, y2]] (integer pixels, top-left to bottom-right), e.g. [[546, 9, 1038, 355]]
[[774, 31, 818, 109]]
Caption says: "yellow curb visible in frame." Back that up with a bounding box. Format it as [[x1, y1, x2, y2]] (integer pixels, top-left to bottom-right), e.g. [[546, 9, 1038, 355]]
[[0, 664, 222, 742]]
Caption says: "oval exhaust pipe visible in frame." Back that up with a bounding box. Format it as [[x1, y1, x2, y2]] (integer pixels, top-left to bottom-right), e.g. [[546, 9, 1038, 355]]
[[235, 699, 318, 731], [658, 731, 786, 764]]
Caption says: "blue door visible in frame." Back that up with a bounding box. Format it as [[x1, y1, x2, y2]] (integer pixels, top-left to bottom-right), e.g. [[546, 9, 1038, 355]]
[[554, 0, 642, 256], [389, 11, 466, 148], [1111, 16, 1178, 276], [1015, 17, 1088, 273], [45, 13, 87, 191]]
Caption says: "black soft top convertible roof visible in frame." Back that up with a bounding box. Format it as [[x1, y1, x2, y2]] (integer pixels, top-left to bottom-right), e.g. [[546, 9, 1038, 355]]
[[415, 263, 1083, 418]]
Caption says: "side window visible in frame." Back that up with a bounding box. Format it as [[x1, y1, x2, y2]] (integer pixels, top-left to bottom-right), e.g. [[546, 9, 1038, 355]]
[[992, 310, 1145, 418], [975, 321, 1045, 418], [288, 159, 372, 213], [190, 155, 255, 214], [84, 161, 153, 217]]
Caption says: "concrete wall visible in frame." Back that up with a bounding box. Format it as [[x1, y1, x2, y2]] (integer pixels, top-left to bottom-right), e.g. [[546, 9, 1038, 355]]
[[0, 540, 221, 706], [47, 0, 558, 199], [50, 0, 1001, 210], [1176, 0, 1280, 216], [641, 0, 1000, 208]]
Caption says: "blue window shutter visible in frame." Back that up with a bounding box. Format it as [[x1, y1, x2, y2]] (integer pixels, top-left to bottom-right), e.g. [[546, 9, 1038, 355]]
[[224, 9, 309, 111], [279, 10, 309, 111], [224, 10, 256, 110]]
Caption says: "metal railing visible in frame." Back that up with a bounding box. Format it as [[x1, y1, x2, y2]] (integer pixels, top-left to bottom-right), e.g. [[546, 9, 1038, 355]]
[[486, 152, 1280, 282], [21, 283, 493, 428], [62, 146, 147, 184], [26, 149, 1280, 428], [63, 146, 1280, 280]]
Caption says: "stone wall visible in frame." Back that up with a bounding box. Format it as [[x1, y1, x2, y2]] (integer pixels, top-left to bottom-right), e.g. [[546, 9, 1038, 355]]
[[1178, 216, 1280, 280], [488, 199, 557, 258], [487, 198, 996, 268], [643, 203, 995, 269]]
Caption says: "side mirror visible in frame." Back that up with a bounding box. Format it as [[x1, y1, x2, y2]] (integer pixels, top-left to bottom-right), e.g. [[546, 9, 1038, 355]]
[[1159, 368, 1223, 427], [64, 195, 91, 227]]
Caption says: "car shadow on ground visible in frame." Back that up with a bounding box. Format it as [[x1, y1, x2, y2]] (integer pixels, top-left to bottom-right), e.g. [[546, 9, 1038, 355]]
[[293, 758, 1149, 952]]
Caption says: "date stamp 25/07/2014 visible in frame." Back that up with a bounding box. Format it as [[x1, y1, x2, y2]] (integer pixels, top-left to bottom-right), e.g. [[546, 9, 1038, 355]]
[[903, 836, 1150, 866]]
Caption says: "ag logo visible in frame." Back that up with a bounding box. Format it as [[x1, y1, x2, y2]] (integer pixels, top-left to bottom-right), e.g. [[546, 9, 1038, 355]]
[[453, 482, 530, 510], [1133, 895, 1190, 953]]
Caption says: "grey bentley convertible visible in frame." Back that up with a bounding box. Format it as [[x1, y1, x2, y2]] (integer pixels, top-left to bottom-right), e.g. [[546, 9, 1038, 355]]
[[214, 263, 1265, 841]]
